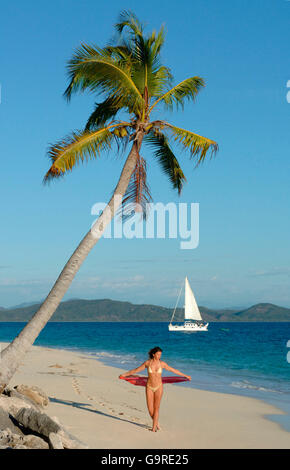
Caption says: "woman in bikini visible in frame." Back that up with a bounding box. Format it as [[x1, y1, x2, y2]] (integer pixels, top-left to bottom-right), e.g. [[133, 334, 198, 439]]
[[119, 346, 191, 432]]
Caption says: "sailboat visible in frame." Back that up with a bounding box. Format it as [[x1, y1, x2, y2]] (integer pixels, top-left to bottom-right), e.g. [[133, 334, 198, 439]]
[[168, 277, 209, 332]]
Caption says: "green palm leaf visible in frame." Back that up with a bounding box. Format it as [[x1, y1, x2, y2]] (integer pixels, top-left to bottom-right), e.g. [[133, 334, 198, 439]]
[[115, 10, 144, 37], [145, 130, 186, 194], [63, 44, 144, 116], [149, 77, 204, 113], [115, 11, 170, 101], [43, 125, 120, 183], [166, 123, 218, 165], [85, 96, 122, 130]]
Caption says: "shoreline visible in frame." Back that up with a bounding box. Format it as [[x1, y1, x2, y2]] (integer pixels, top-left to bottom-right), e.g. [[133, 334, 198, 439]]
[[0, 342, 289, 448], [5, 340, 289, 432]]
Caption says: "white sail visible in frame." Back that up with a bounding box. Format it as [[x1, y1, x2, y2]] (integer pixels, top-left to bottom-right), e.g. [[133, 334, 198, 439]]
[[184, 277, 203, 321]]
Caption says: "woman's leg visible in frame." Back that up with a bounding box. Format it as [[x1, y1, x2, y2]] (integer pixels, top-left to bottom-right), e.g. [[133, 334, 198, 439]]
[[145, 387, 154, 422], [152, 386, 163, 432]]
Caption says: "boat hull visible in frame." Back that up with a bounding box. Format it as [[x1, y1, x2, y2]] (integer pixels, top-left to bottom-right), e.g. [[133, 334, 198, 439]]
[[168, 322, 209, 332]]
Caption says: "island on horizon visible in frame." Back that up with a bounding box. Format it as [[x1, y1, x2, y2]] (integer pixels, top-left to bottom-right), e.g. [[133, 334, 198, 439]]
[[0, 298, 290, 322]]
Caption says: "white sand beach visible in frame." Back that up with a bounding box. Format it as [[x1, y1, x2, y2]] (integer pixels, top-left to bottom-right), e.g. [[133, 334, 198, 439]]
[[1, 342, 289, 449]]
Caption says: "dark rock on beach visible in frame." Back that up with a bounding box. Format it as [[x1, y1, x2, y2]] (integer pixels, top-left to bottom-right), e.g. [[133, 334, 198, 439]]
[[0, 407, 24, 436], [0, 383, 89, 449]]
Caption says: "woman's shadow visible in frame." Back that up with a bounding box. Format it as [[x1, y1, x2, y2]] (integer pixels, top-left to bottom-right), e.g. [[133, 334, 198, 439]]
[[49, 396, 149, 429]]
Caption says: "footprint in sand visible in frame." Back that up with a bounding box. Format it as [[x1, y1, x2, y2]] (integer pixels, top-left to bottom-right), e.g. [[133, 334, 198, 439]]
[[71, 378, 94, 402], [70, 379, 139, 423], [71, 378, 81, 395]]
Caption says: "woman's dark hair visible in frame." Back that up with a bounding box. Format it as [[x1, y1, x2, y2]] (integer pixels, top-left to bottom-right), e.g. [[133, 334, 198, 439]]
[[148, 346, 163, 359]]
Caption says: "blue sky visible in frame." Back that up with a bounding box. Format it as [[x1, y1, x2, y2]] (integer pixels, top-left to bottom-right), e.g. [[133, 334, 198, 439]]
[[0, 0, 289, 309]]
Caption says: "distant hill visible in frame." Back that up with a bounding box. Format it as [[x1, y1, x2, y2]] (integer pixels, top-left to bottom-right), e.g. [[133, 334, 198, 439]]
[[228, 303, 290, 322], [0, 299, 171, 322], [7, 300, 44, 309], [0, 299, 289, 322]]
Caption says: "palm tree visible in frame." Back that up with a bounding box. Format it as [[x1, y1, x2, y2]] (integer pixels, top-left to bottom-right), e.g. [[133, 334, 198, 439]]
[[0, 11, 218, 393]]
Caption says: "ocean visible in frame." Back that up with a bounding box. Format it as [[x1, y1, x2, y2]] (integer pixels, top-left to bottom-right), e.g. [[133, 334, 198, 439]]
[[1, 321, 290, 431]]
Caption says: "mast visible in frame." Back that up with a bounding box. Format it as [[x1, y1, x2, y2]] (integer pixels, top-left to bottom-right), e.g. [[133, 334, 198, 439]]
[[169, 283, 183, 324]]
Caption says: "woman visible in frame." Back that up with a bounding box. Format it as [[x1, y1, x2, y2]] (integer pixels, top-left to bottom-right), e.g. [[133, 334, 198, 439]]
[[119, 346, 191, 432]]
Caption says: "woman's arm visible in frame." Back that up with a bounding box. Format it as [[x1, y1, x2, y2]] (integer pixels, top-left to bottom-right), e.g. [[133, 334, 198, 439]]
[[162, 361, 191, 380], [119, 361, 148, 379]]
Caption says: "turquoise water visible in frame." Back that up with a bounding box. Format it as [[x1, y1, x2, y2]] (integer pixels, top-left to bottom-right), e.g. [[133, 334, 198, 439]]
[[1, 322, 290, 430]]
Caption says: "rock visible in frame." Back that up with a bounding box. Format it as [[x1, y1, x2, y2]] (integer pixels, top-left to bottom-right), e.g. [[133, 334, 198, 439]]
[[1, 404, 89, 449], [1, 388, 89, 449], [14, 385, 49, 408], [22, 434, 49, 449], [0, 408, 11, 429], [48, 432, 64, 449], [0, 407, 24, 436], [0, 395, 38, 428], [1, 388, 40, 414], [0, 428, 49, 449], [0, 429, 11, 445], [0, 428, 25, 448], [15, 408, 88, 448], [15, 408, 60, 437]]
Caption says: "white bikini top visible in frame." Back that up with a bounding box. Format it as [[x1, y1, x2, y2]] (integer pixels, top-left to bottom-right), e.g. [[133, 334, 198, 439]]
[[148, 362, 162, 374]]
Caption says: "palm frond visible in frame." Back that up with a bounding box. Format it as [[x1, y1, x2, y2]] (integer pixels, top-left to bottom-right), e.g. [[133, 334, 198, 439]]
[[121, 154, 152, 218], [115, 10, 144, 37], [166, 124, 218, 165], [114, 12, 170, 100], [63, 44, 144, 116], [85, 96, 122, 130], [145, 130, 186, 194], [43, 125, 120, 184], [148, 65, 173, 98], [103, 45, 133, 66], [151, 25, 166, 57], [132, 26, 169, 99], [149, 77, 205, 113]]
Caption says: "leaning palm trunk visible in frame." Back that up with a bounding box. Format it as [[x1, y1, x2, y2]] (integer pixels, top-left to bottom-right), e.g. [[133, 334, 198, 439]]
[[0, 137, 142, 393]]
